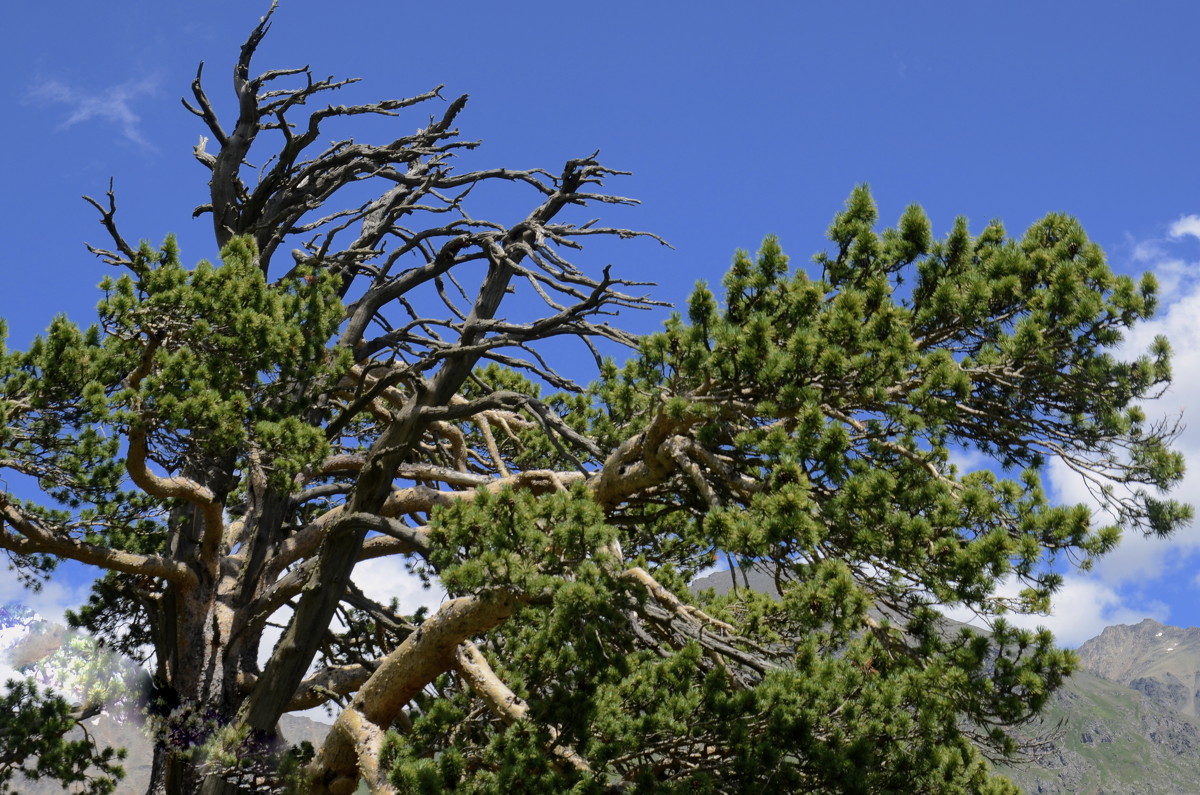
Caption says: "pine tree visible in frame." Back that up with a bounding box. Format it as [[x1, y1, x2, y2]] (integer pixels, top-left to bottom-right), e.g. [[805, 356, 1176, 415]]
[[0, 4, 1187, 793], [0, 679, 126, 794]]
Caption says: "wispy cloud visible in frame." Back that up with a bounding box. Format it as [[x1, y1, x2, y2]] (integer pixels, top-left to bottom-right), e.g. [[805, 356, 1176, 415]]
[[26, 76, 160, 150], [0, 572, 94, 625], [1124, 219, 1200, 299]]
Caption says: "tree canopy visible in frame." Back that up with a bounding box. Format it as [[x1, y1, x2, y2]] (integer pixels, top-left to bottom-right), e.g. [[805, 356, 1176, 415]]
[[0, 4, 1189, 793]]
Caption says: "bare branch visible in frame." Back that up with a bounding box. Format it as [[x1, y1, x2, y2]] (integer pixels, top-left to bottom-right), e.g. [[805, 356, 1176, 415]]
[[82, 179, 143, 276], [285, 664, 372, 713], [454, 641, 593, 774]]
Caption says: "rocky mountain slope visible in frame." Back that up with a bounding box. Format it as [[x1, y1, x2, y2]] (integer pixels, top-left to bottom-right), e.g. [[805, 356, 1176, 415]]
[[995, 617, 1200, 794], [996, 666, 1200, 794], [1076, 618, 1200, 718]]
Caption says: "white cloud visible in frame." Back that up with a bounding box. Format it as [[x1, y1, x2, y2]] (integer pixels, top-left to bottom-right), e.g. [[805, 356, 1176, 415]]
[[1131, 237, 1165, 263], [0, 573, 94, 625], [1169, 214, 1200, 241], [1098, 264, 1200, 579], [26, 76, 160, 150], [352, 558, 445, 614], [1045, 451, 1200, 589], [1006, 577, 1168, 648], [942, 576, 1167, 648], [1144, 257, 1191, 298], [948, 447, 991, 477]]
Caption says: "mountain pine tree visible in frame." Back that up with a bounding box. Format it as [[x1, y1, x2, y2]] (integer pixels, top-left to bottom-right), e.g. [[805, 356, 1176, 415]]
[[0, 4, 1188, 793]]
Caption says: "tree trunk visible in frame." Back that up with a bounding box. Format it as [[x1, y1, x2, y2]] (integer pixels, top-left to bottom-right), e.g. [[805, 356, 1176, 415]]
[[142, 491, 291, 795]]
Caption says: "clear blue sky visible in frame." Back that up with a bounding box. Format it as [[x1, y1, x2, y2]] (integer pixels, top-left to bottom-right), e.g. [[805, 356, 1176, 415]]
[[1, 1, 1198, 646]]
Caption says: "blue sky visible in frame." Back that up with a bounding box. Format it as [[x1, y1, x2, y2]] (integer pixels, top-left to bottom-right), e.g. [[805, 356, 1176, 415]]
[[1, 1, 1199, 647]]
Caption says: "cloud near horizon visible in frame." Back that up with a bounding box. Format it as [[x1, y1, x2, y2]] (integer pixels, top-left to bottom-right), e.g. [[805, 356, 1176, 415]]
[[26, 75, 160, 150], [941, 575, 1169, 648]]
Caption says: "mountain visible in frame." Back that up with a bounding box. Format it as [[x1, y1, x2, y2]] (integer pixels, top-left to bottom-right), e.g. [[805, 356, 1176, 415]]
[[995, 666, 1200, 794], [0, 604, 329, 794], [689, 573, 1200, 794], [996, 618, 1200, 794], [1076, 618, 1200, 718]]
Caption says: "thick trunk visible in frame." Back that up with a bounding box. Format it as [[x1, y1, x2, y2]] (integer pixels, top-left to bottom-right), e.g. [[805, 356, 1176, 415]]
[[144, 614, 253, 795], [144, 750, 265, 795], [143, 488, 292, 794], [142, 616, 287, 795], [146, 746, 167, 795]]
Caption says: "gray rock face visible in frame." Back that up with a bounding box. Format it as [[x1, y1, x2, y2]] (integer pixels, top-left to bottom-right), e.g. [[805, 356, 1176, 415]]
[[1130, 674, 1189, 711], [1076, 618, 1200, 719]]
